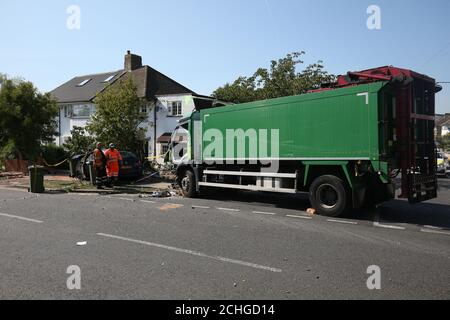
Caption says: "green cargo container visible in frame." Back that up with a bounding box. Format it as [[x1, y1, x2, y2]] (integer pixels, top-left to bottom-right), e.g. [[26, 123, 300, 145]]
[[169, 67, 438, 217], [199, 82, 384, 162]]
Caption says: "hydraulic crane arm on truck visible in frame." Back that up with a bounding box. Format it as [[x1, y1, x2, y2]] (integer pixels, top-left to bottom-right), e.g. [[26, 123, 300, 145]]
[[168, 66, 441, 217]]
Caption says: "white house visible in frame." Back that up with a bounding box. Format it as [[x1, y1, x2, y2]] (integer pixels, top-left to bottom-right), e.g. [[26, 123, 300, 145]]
[[50, 51, 221, 161], [436, 113, 450, 138]]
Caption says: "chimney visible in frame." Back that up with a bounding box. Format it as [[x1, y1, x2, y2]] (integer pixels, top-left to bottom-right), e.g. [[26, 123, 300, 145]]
[[124, 50, 142, 71]]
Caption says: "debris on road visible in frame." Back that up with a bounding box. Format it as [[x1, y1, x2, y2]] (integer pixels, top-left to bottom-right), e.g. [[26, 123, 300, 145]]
[[76, 241, 87, 246], [138, 189, 180, 198], [306, 208, 316, 216], [159, 203, 184, 211], [145, 191, 171, 198], [134, 172, 159, 184]]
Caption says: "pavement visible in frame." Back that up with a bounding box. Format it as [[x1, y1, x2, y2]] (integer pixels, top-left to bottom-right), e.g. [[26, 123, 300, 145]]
[[0, 173, 173, 194], [0, 179, 449, 300]]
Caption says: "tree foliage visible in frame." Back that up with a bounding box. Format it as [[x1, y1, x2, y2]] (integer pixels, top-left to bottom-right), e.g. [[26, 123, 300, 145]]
[[86, 78, 147, 155], [63, 126, 95, 156], [437, 133, 450, 151], [0, 74, 58, 161], [212, 52, 336, 104]]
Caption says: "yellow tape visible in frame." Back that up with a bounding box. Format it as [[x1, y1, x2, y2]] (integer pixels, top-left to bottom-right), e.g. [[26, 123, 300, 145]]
[[43, 158, 68, 167], [146, 151, 169, 161]]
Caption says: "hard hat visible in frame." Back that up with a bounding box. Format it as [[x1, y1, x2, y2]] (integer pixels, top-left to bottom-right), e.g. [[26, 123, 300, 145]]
[[109, 143, 115, 148], [96, 142, 102, 148]]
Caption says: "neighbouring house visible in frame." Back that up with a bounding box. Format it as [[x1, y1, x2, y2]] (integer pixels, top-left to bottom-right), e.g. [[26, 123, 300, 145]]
[[50, 51, 223, 160], [436, 113, 450, 138]]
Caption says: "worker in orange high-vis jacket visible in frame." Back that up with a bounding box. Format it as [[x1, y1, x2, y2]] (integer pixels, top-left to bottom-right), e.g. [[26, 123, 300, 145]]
[[93, 142, 107, 189], [104, 143, 123, 187]]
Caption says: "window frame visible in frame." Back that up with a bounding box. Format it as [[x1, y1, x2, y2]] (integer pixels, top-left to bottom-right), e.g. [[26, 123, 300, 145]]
[[168, 101, 183, 117]]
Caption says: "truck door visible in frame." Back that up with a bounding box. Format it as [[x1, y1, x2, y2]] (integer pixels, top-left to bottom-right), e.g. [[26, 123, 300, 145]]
[[395, 78, 438, 203]]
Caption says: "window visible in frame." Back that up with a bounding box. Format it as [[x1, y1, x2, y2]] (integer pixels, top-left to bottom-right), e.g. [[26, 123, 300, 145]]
[[161, 144, 170, 155], [64, 104, 94, 118], [63, 105, 72, 117], [168, 101, 182, 116], [103, 75, 116, 83], [77, 79, 91, 87], [72, 105, 92, 117], [141, 104, 148, 114]]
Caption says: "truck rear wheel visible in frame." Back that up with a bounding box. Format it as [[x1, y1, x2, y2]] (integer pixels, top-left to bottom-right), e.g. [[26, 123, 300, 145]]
[[179, 169, 197, 198], [309, 175, 347, 217]]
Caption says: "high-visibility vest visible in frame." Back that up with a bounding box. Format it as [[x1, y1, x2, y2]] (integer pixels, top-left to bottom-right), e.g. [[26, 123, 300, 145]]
[[104, 149, 122, 173], [93, 149, 106, 168]]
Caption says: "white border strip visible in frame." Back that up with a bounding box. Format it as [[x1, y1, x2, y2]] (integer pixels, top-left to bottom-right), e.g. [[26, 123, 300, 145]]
[[97, 233, 282, 273]]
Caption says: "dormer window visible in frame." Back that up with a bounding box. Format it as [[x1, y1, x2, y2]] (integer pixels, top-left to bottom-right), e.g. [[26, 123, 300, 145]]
[[77, 79, 91, 87], [103, 75, 116, 83]]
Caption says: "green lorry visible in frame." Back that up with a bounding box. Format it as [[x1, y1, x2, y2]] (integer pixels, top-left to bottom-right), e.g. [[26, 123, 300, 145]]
[[168, 67, 440, 217]]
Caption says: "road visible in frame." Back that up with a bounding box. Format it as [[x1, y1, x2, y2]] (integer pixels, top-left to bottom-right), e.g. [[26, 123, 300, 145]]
[[0, 179, 449, 300]]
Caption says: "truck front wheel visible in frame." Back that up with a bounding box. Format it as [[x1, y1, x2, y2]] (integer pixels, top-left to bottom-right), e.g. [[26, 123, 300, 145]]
[[309, 175, 347, 217], [179, 169, 197, 198]]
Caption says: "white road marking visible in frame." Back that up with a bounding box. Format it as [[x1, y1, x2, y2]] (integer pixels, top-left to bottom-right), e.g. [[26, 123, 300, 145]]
[[97, 233, 282, 273], [420, 229, 450, 236], [0, 212, 43, 224], [140, 200, 156, 204], [373, 212, 405, 230], [116, 197, 135, 202], [286, 215, 312, 220], [252, 211, 277, 216], [422, 225, 442, 230], [192, 206, 210, 209], [217, 207, 240, 212], [105, 196, 135, 202], [373, 222, 405, 230], [327, 219, 358, 225]]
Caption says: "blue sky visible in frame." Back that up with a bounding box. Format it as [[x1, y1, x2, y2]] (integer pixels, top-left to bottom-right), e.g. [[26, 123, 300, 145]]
[[1, 0, 449, 113]]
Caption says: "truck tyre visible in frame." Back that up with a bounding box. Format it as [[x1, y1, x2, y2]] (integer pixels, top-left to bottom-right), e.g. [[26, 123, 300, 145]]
[[309, 175, 347, 217], [179, 169, 197, 198]]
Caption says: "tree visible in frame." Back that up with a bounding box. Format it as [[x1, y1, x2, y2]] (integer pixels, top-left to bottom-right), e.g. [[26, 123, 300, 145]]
[[86, 78, 147, 155], [63, 126, 95, 156], [0, 74, 58, 161], [212, 52, 336, 104], [437, 133, 450, 151]]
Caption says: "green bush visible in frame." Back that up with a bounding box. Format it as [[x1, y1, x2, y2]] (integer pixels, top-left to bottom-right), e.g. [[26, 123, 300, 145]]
[[63, 126, 96, 156], [41, 144, 69, 170]]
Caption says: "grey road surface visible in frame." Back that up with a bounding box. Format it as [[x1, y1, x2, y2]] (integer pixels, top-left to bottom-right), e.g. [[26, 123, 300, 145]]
[[0, 180, 449, 300]]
